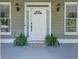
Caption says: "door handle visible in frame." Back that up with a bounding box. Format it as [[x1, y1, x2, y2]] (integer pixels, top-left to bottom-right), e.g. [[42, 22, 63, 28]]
[[31, 22, 32, 32]]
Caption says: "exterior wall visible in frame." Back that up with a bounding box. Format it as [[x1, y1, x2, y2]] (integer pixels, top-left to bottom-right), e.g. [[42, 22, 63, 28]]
[[51, 0, 78, 39], [0, 0, 78, 39]]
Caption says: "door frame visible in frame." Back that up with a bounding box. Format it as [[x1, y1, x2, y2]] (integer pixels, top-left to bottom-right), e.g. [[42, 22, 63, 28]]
[[24, 2, 51, 37]]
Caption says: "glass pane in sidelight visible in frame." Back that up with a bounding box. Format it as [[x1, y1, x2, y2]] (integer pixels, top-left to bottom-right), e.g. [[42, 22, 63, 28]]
[[66, 19, 76, 32], [0, 4, 9, 18], [66, 4, 77, 18]]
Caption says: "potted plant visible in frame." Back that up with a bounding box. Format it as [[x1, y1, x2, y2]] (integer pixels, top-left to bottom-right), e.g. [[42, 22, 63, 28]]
[[45, 35, 52, 46], [14, 33, 28, 46], [51, 34, 60, 46], [45, 34, 60, 46]]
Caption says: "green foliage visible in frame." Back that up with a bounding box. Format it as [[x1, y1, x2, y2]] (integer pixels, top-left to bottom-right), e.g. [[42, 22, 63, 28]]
[[1, 18, 8, 25], [45, 34, 60, 46], [45, 35, 52, 46], [14, 33, 28, 46]]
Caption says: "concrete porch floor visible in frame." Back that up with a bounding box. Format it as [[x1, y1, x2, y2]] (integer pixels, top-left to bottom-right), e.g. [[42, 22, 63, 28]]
[[1, 43, 78, 59]]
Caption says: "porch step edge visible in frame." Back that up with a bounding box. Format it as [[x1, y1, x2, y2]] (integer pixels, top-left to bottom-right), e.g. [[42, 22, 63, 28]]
[[0, 39, 78, 43]]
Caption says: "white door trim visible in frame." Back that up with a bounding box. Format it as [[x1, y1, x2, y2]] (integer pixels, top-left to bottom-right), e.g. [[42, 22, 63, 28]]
[[24, 2, 51, 37]]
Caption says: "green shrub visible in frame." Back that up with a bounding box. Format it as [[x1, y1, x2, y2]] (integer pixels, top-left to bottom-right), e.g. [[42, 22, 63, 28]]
[[14, 33, 28, 46], [45, 35, 52, 46], [45, 34, 60, 46]]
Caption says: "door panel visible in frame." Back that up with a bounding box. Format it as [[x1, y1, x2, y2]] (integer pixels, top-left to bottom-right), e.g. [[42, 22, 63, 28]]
[[29, 7, 47, 40]]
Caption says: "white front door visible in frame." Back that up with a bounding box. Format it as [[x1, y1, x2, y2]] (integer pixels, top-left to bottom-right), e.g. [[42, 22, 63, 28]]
[[28, 7, 49, 40]]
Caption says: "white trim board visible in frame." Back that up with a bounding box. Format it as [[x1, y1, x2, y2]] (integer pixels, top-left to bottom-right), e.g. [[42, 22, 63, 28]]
[[0, 39, 78, 43], [1, 39, 15, 43], [58, 39, 78, 43]]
